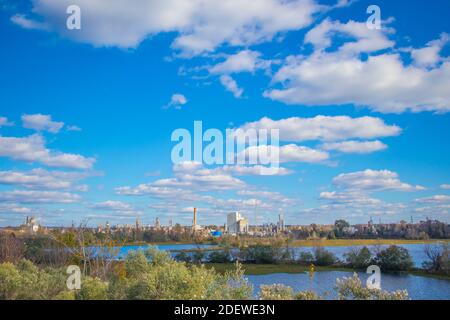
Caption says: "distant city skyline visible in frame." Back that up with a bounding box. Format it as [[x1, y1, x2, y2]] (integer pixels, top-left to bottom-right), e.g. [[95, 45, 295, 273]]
[[1, 0, 450, 227]]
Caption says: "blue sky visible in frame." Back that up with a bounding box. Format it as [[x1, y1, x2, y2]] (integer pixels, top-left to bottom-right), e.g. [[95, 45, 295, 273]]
[[1, 0, 450, 227]]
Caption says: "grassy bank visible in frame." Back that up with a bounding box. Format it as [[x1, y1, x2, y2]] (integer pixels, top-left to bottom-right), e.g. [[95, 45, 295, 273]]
[[205, 263, 353, 275], [204, 263, 450, 281]]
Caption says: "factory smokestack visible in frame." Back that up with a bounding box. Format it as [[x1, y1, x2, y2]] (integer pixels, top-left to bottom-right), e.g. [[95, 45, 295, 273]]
[[193, 207, 197, 232]]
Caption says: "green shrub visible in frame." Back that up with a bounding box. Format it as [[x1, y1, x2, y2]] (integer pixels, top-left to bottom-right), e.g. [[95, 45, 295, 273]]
[[373, 246, 413, 271], [344, 247, 372, 269], [313, 247, 337, 266]]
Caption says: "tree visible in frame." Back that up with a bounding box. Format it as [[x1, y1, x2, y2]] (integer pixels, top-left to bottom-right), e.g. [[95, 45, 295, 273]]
[[0, 233, 24, 264], [313, 247, 337, 266], [334, 220, 350, 238], [373, 246, 413, 271], [297, 251, 314, 264], [344, 247, 372, 269], [422, 244, 449, 275], [208, 250, 232, 263]]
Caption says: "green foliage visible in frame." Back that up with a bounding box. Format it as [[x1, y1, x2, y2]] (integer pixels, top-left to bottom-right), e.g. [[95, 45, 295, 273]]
[[297, 251, 314, 264], [259, 284, 294, 300], [373, 246, 413, 271], [344, 247, 372, 269], [77, 277, 108, 300], [192, 250, 206, 263], [174, 251, 191, 263], [123, 252, 252, 300], [0, 250, 253, 300], [241, 244, 291, 264], [334, 220, 351, 238], [0, 259, 67, 300], [335, 273, 409, 300], [294, 290, 321, 300], [313, 247, 337, 266], [208, 250, 232, 263]]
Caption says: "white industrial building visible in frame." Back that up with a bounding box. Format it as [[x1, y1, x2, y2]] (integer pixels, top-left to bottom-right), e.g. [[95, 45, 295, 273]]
[[226, 211, 248, 235]]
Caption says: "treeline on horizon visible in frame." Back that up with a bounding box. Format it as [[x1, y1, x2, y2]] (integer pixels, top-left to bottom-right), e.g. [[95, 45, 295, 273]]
[[2, 219, 448, 245]]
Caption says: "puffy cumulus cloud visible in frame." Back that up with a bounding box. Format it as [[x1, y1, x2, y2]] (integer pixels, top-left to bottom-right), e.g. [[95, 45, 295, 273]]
[[117, 161, 246, 196], [0, 134, 95, 169], [304, 19, 394, 54], [321, 140, 387, 154], [116, 161, 298, 220], [265, 19, 450, 114], [238, 116, 401, 142], [209, 50, 271, 74], [414, 195, 450, 204], [332, 169, 425, 192], [440, 184, 450, 190], [0, 116, 14, 127], [90, 200, 141, 216], [0, 168, 91, 191], [163, 93, 188, 109], [0, 190, 81, 204], [22, 114, 64, 133], [319, 191, 382, 205], [240, 144, 329, 163], [13, 0, 324, 55], [410, 33, 450, 68], [220, 75, 243, 98]]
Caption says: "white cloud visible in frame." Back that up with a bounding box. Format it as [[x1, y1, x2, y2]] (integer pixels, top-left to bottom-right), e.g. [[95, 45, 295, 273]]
[[304, 19, 394, 54], [440, 184, 450, 190], [91, 200, 141, 215], [13, 0, 323, 55], [163, 93, 188, 109], [319, 191, 382, 205], [0, 190, 81, 204], [221, 165, 292, 176], [411, 33, 449, 68], [0, 203, 34, 214], [67, 125, 82, 132], [220, 75, 243, 98], [333, 169, 425, 192], [0, 134, 95, 169], [0, 116, 14, 127], [10, 14, 50, 31], [321, 140, 387, 154], [238, 116, 401, 142], [0, 168, 90, 190], [265, 19, 450, 113], [117, 161, 246, 196], [415, 195, 450, 204], [209, 50, 270, 74], [22, 114, 64, 133], [239, 144, 329, 164]]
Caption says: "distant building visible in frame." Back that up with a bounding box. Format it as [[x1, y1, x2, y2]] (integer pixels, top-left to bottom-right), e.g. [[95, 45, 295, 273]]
[[278, 213, 285, 232], [227, 212, 248, 234]]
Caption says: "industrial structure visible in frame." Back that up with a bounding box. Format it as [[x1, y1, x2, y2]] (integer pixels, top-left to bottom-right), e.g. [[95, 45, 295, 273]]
[[226, 211, 248, 235]]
